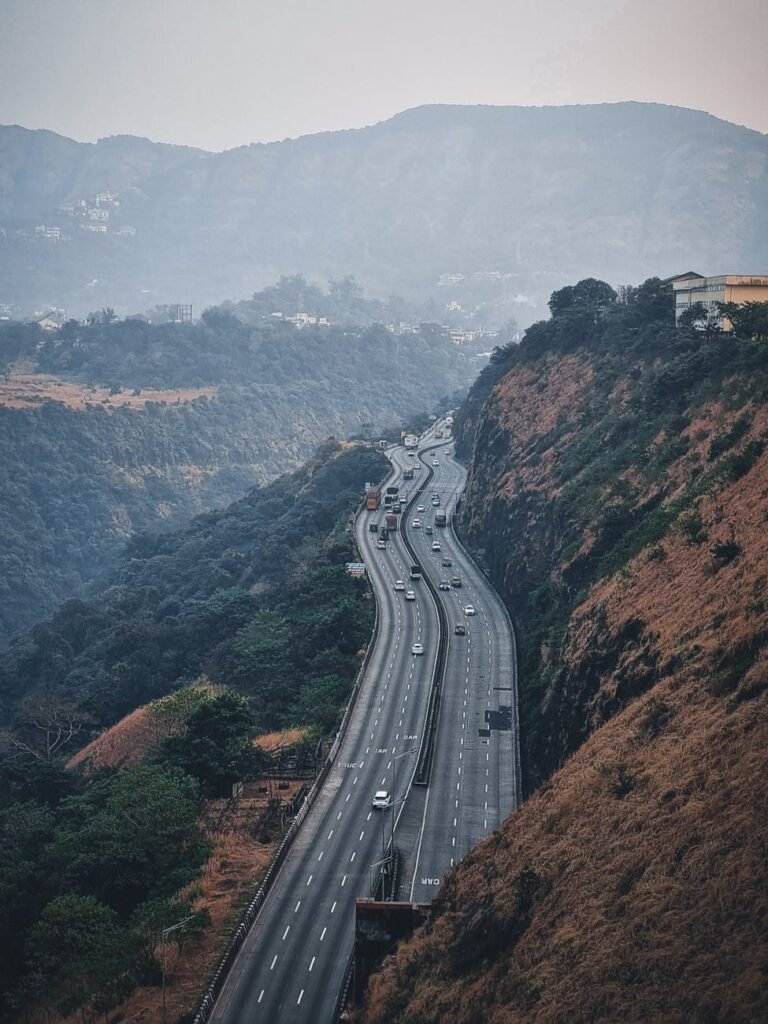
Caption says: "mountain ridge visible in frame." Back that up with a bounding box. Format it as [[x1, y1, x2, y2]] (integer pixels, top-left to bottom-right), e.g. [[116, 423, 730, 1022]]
[[2, 102, 766, 317]]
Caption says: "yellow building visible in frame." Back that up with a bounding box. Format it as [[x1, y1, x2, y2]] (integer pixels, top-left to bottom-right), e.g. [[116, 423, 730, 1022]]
[[672, 273, 768, 329]]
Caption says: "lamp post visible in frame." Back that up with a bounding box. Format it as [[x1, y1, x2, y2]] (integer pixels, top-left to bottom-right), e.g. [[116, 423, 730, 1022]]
[[161, 916, 195, 1024], [390, 745, 418, 854]]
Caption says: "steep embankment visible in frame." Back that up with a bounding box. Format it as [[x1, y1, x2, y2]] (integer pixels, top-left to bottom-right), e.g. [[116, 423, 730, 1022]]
[[362, 284, 768, 1022]]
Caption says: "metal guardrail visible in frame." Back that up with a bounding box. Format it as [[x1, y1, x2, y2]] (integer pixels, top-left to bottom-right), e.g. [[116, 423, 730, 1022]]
[[193, 479, 394, 1024], [398, 442, 450, 786], [451, 514, 523, 807]]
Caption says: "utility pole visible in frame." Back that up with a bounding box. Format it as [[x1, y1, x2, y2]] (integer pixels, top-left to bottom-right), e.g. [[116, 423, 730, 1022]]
[[162, 916, 195, 1024]]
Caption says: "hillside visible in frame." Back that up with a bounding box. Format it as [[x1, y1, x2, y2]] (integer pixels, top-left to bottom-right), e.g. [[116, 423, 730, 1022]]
[[360, 282, 768, 1021], [0, 439, 388, 726], [1, 103, 767, 318], [0, 315, 473, 645]]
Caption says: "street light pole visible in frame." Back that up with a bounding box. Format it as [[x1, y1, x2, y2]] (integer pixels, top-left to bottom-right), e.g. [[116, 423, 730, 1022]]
[[161, 916, 195, 1024]]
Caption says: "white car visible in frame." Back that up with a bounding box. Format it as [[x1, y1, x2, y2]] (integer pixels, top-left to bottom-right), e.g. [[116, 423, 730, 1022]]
[[411, 642, 424, 655], [394, 579, 405, 591], [372, 790, 391, 809], [412, 519, 421, 528], [464, 604, 476, 616], [376, 539, 386, 549], [417, 504, 426, 513], [405, 590, 416, 601], [432, 460, 439, 466], [431, 541, 441, 551]]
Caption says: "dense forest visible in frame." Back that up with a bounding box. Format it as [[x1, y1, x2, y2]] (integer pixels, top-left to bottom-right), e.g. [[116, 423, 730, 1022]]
[[0, 312, 473, 643], [0, 441, 388, 1020], [0, 440, 388, 727]]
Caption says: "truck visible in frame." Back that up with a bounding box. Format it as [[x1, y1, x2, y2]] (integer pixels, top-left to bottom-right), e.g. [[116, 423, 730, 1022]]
[[409, 563, 423, 580], [386, 485, 399, 497], [379, 526, 389, 541], [435, 428, 444, 439], [404, 434, 419, 449], [403, 468, 414, 480], [384, 493, 393, 507], [435, 510, 447, 528], [385, 512, 398, 532], [366, 488, 381, 510]]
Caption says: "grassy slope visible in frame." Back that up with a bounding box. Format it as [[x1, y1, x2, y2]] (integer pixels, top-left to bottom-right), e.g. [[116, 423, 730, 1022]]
[[361, 318, 768, 1021]]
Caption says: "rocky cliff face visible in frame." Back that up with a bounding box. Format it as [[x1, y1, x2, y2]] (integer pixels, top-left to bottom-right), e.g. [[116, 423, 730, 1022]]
[[361, 291, 768, 1022]]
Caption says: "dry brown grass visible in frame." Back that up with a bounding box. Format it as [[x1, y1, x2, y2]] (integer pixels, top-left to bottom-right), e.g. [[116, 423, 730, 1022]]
[[359, 365, 768, 1024], [67, 707, 161, 773], [362, 677, 768, 1023], [0, 373, 217, 410], [255, 727, 308, 752]]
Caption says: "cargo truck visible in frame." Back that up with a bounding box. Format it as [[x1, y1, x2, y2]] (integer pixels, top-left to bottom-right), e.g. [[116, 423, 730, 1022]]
[[385, 512, 398, 532], [386, 485, 399, 497], [409, 563, 423, 579], [435, 510, 447, 527], [404, 434, 419, 449], [403, 468, 414, 480], [366, 487, 381, 510]]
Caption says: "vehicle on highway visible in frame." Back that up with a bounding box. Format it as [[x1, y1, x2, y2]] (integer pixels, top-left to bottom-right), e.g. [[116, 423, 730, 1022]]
[[425, 525, 433, 535], [372, 790, 391, 809], [417, 504, 426, 513], [405, 590, 416, 600], [454, 623, 466, 635], [406, 451, 415, 457], [376, 539, 386, 549], [442, 557, 452, 567], [414, 463, 422, 471], [412, 519, 421, 528], [410, 563, 423, 579], [451, 576, 462, 587], [431, 541, 441, 551], [439, 580, 451, 591], [464, 604, 476, 616], [411, 642, 424, 655], [435, 510, 447, 527], [432, 459, 439, 466], [369, 522, 378, 532], [431, 496, 440, 506], [394, 579, 405, 590]]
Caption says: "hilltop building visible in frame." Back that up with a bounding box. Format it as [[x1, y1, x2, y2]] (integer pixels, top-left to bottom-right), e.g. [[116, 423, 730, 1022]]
[[671, 273, 768, 329]]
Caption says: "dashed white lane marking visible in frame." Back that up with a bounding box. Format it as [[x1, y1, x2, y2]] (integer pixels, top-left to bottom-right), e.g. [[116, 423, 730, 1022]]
[[359, 830, 365, 841], [321, 926, 327, 940], [341, 875, 347, 886], [306, 875, 313, 886], [258, 990, 264, 1003], [282, 926, 290, 940], [309, 956, 316, 972], [270, 956, 277, 970], [328, 829, 334, 840], [295, 900, 301, 912], [318, 851, 324, 862], [297, 990, 304, 1005]]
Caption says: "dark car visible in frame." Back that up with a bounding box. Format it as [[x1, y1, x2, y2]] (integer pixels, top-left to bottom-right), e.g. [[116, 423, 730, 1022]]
[[454, 623, 466, 635], [451, 576, 462, 587], [439, 580, 451, 591], [441, 557, 452, 567]]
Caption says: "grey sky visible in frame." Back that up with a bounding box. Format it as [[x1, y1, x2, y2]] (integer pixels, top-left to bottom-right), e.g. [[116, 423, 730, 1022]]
[[1, 0, 766, 150]]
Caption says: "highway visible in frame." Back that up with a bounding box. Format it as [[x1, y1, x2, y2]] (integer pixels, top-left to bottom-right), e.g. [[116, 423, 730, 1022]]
[[211, 449, 438, 1023], [401, 437, 521, 903], [209, 422, 520, 1023]]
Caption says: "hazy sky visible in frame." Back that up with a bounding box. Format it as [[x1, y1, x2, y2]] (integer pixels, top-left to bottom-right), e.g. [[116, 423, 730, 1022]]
[[2, 0, 766, 150]]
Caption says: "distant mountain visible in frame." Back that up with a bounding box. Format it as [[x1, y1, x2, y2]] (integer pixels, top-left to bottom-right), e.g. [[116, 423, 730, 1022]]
[[1, 103, 766, 318]]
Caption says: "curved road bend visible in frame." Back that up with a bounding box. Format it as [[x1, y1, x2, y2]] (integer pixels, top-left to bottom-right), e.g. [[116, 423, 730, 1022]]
[[212, 453, 439, 1023]]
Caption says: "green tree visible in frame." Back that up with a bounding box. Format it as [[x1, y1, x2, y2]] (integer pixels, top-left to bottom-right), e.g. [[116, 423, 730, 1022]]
[[26, 894, 139, 1019], [717, 300, 768, 341], [54, 765, 204, 914], [157, 690, 268, 796]]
